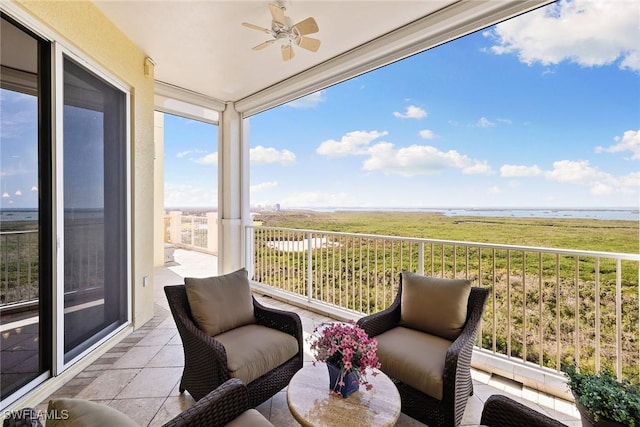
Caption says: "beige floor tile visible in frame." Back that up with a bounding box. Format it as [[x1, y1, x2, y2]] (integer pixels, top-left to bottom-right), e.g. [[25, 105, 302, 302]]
[[146, 345, 184, 368], [137, 328, 177, 347], [167, 334, 183, 346], [108, 397, 165, 427], [117, 367, 182, 399], [268, 390, 300, 427], [75, 368, 140, 400], [112, 345, 163, 369], [156, 318, 177, 329], [461, 394, 485, 426], [395, 412, 426, 426], [255, 397, 272, 420], [148, 396, 195, 426]]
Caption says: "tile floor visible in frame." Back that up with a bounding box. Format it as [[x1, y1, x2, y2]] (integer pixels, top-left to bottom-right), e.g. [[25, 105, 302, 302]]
[[32, 249, 582, 426]]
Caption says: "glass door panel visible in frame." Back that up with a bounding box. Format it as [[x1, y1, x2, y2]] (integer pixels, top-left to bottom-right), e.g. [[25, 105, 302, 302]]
[[0, 15, 51, 401], [62, 57, 127, 362]]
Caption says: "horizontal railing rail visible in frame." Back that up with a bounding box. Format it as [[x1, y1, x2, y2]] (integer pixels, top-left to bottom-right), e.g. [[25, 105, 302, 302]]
[[245, 225, 640, 383]]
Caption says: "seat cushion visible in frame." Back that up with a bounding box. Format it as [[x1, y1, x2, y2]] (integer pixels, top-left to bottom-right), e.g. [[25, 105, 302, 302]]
[[185, 268, 255, 336], [225, 409, 274, 427], [216, 324, 299, 385], [46, 398, 140, 427], [375, 326, 452, 400], [400, 271, 471, 340]]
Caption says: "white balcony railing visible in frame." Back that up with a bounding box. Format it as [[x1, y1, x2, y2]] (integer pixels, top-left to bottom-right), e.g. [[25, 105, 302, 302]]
[[165, 211, 218, 254], [245, 225, 640, 389], [0, 230, 39, 307]]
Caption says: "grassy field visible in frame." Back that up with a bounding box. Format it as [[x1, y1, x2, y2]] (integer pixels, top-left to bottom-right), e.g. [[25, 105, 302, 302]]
[[255, 210, 639, 254], [252, 209, 640, 378]]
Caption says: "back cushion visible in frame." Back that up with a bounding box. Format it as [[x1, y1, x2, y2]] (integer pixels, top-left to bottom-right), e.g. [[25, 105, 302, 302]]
[[185, 268, 255, 336], [400, 271, 471, 340]]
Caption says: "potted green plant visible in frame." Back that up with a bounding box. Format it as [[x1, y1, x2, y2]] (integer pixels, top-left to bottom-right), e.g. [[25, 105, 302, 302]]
[[564, 366, 640, 427]]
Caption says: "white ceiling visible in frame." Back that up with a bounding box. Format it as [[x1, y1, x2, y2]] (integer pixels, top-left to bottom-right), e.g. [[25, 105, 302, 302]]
[[94, 1, 551, 110]]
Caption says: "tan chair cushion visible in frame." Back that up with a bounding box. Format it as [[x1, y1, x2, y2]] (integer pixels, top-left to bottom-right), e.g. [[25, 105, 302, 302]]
[[185, 268, 255, 336], [400, 271, 471, 340], [375, 326, 452, 400], [47, 398, 140, 427], [216, 324, 299, 385], [225, 409, 274, 427]]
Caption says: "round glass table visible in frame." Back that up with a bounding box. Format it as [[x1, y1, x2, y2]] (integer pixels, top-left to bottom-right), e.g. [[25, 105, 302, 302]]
[[286, 363, 401, 427]]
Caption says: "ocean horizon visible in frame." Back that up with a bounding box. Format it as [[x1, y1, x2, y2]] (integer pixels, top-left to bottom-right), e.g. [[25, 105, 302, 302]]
[[289, 207, 640, 221], [3, 207, 639, 222]]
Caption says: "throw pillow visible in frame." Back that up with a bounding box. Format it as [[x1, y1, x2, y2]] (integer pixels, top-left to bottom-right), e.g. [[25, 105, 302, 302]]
[[400, 271, 471, 340], [185, 268, 255, 337]]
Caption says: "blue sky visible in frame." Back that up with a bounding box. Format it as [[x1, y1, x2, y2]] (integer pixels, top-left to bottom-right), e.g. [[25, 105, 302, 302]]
[[3, 1, 637, 211], [165, 0, 639, 210], [244, 0, 640, 209]]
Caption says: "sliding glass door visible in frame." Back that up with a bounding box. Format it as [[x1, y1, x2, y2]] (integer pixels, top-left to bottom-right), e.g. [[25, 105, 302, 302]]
[[62, 57, 128, 362], [0, 15, 52, 401]]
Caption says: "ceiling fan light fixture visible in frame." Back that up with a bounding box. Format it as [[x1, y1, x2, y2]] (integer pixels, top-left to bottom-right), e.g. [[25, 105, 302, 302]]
[[241, 2, 320, 61]]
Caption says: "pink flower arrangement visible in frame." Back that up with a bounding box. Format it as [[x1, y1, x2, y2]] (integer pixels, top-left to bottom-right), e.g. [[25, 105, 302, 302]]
[[308, 321, 381, 391]]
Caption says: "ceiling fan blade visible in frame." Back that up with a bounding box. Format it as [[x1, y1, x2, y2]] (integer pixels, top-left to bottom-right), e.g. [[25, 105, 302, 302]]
[[253, 40, 275, 51], [242, 22, 270, 33], [292, 17, 319, 35], [281, 44, 294, 61], [269, 3, 287, 26], [296, 36, 320, 52]]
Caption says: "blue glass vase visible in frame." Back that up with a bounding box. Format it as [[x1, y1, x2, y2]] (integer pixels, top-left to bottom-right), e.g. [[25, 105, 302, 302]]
[[327, 362, 360, 397]]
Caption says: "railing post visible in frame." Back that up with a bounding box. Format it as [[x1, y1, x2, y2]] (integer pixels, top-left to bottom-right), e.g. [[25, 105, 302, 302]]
[[169, 211, 182, 245], [418, 242, 424, 275], [207, 212, 218, 254], [307, 231, 313, 302]]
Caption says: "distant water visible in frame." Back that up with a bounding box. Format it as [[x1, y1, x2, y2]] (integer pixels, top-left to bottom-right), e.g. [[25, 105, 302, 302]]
[[3, 207, 639, 222], [303, 207, 640, 221]]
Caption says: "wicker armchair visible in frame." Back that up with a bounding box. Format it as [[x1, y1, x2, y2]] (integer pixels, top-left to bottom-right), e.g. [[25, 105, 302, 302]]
[[164, 283, 303, 407], [2, 379, 273, 427], [357, 273, 489, 427], [480, 394, 568, 427]]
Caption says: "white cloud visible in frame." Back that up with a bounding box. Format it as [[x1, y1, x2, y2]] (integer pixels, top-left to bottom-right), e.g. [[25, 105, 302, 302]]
[[500, 159, 638, 195], [363, 142, 493, 177], [595, 130, 640, 160], [393, 105, 427, 119], [418, 129, 436, 140], [250, 146, 296, 165], [485, 0, 640, 72], [195, 152, 218, 165], [477, 117, 495, 128], [500, 164, 543, 177], [286, 90, 326, 109], [463, 162, 493, 175], [544, 159, 607, 184], [250, 181, 278, 193], [317, 130, 388, 157]]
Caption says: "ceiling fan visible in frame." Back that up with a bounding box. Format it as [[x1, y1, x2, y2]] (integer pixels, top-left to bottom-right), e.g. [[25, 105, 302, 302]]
[[242, 2, 320, 61]]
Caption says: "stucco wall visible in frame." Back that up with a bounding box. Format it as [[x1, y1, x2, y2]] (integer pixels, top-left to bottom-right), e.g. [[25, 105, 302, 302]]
[[15, 0, 156, 327]]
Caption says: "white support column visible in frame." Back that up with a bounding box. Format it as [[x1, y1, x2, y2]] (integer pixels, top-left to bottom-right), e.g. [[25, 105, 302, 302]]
[[218, 102, 250, 274]]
